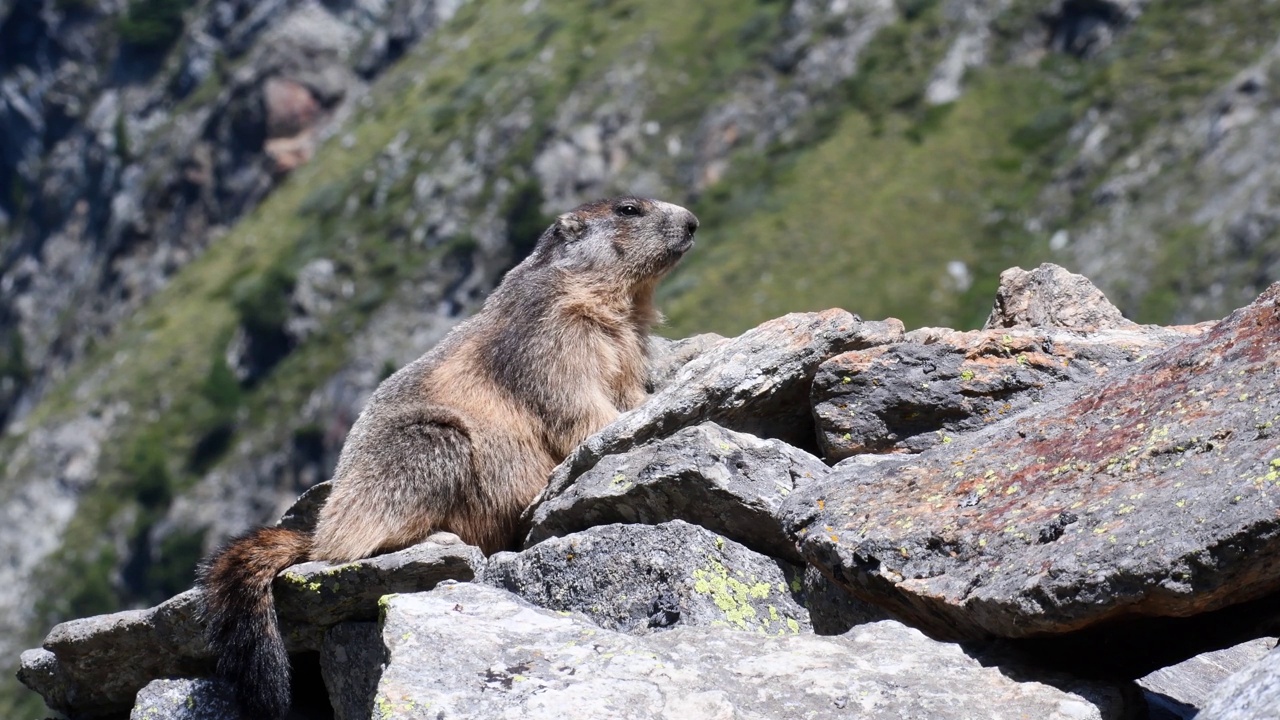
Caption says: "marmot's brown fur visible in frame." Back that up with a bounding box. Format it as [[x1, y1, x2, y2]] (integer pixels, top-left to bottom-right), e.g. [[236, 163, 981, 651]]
[[197, 197, 699, 719]]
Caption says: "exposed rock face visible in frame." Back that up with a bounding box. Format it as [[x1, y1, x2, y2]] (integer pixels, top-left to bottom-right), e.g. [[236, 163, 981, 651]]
[[275, 534, 484, 628], [130, 678, 242, 720], [490, 521, 812, 635], [985, 263, 1138, 331], [813, 323, 1206, 459], [17, 590, 210, 717], [814, 266, 1206, 460], [785, 282, 1280, 675], [365, 582, 1131, 720], [526, 423, 829, 562], [1197, 645, 1280, 720]]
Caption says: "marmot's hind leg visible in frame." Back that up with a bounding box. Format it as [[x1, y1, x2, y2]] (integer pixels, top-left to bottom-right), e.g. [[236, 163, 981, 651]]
[[311, 416, 474, 562]]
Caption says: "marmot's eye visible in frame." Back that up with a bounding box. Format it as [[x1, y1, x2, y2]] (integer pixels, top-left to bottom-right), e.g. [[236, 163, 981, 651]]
[[615, 202, 643, 217]]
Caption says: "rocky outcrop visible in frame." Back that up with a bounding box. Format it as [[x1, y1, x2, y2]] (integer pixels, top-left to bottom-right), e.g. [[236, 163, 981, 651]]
[[984, 263, 1140, 331], [813, 265, 1208, 460], [812, 322, 1205, 459], [19, 265, 1280, 720], [550, 311, 903, 489], [130, 678, 241, 720], [785, 280, 1280, 675]]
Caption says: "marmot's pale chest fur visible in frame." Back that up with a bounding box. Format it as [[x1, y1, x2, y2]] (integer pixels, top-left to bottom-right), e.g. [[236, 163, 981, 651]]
[[198, 197, 699, 719]]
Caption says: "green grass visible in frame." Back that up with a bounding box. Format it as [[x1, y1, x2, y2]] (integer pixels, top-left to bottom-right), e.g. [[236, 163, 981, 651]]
[[663, 68, 1069, 335]]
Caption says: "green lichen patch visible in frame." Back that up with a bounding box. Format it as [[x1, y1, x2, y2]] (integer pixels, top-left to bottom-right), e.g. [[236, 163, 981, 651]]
[[691, 556, 798, 633]]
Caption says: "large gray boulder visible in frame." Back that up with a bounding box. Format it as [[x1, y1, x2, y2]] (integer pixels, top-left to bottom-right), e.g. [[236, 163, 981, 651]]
[[491, 521, 813, 635], [783, 282, 1280, 676], [364, 582, 1134, 719], [17, 590, 213, 718], [525, 423, 829, 562]]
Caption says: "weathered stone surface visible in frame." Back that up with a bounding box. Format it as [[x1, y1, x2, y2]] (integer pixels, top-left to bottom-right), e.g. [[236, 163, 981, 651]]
[[1198, 645, 1280, 720], [814, 323, 1205, 459], [322, 622, 388, 720], [18, 590, 212, 717], [647, 333, 728, 393], [130, 678, 242, 720], [984, 263, 1136, 331], [368, 582, 1133, 719], [802, 564, 889, 635], [784, 283, 1280, 674], [492, 521, 811, 635], [276, 533, 483, 626], [1138, 637, 1277, 719], [525, 423, 829, 561], [543, 311, 902, 515]]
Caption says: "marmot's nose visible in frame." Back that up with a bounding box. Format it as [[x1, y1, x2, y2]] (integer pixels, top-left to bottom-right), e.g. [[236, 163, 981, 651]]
[[683, 211, 700, 237]]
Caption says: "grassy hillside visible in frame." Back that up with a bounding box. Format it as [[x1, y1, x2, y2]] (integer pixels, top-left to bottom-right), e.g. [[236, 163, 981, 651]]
[[663, 0, 1280, 335]]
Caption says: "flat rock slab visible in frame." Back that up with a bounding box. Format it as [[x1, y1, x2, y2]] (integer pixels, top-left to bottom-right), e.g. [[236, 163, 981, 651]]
[[1138, 637, 1278, 718], [814, 324, 1204, 459], [18, 589, 212, 717], [543, 311, 903, 501], [276, 534, 484, 626], [490, 521, 811, 635], [525, 422, 829, 562], [784, 283, 1280, 674], [369, 582, 1133, 720], [1198, 645, 1280, 720]]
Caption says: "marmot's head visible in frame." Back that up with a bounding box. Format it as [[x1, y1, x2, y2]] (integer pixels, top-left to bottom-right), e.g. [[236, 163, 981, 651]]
[[531, 197, 699, 285]]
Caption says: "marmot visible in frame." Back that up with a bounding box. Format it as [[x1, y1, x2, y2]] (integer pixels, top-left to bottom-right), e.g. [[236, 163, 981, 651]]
[[197, 197, 698, 719]]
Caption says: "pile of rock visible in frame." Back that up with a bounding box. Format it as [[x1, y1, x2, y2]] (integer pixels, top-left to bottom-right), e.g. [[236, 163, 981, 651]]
[[17, 265, 1280, 719]]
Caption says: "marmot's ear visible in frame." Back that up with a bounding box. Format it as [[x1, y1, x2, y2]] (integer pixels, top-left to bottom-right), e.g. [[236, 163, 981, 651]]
[[556, 212, 586, 240]]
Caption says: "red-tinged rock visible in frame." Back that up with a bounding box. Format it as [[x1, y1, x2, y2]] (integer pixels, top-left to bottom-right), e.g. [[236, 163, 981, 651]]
[[985, 263, 1136, 331], [813, 324, 1207, 460], [263, 77, 322, 139], [783, 283, 1280, 676]]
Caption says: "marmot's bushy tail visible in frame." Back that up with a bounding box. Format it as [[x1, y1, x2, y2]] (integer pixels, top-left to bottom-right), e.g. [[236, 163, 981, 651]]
[[197, 527, 312, 720]]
